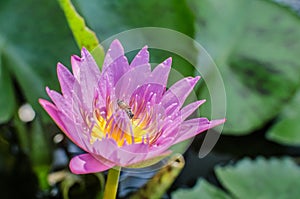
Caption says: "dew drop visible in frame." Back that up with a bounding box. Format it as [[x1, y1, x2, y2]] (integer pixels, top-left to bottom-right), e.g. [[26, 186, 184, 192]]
[[18, 103, 35, 122], [53, 133, 64, 144]]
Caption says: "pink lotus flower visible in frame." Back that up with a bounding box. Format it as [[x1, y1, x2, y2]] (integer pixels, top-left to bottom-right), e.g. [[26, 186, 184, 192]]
[[39, 40, 225, 174]]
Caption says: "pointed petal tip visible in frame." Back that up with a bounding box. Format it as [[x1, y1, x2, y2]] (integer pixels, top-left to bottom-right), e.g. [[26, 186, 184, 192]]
[[137, 45, 149, 57], [71, 54, 81, 61], [45, 86, 50, 93], [163, 57, 172, 67], [187, 76, 201, 86], [110, 39, 124, 51], [194, 75, 201, 81], [57, 62, 63, 68], [129, 45, 150, 67], [71, 55, 81, 78], [112, 39, 121, 45], [209, 118, 226, 128], [197, 99, 206, 106], [81, 47, 92, 58], [38, 98, 50, 107], [45, 87, 55, 97], [137, 45, 149, 54], [139, 45, 149, 54], [56, 62, 67, 75]]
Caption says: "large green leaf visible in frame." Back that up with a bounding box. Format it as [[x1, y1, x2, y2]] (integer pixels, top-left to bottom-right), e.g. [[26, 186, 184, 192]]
[[0, 0, 77, 122], [0, 0, 197, 124], [172, 179, 232, 199], [216, 157, 300, 199], [0, 40, 15, 123], [57, 0, 104, 67], [74, 0, 196, 77], [189, 0, 300, 134], [74, 0, 194, 40], [266, 89, 300, 145]]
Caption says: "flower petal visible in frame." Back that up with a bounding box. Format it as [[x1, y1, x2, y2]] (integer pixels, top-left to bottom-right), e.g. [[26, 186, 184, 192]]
[[162, 76, 200, 115], [91, 138, 143, 166], [130, 83, 165, 116], [69, 153, 115, 174], [101, 40, 131, 87], [71, 55, 81, 80], [121, 137, 174, 166], [57, 63, 76, 99], [71, 48, 101, 111], [39, 99, 67, 134], [39, 99, 89, 151], [102, 55, 130, 86], [103, 39, 125, 69], [180, 100, 206, 121], [114, 65, 151, 102], [127, 150, 172, 168], [130, 46, 149, 68], [173, 118, 226, 144], [146, 57, 172, 87], [90, 137, 173, 167], [46, 87, 71, 116]]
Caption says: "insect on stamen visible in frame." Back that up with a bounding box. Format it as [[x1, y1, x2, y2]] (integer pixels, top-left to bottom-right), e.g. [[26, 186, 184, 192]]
[[117, 99, 134, 119]]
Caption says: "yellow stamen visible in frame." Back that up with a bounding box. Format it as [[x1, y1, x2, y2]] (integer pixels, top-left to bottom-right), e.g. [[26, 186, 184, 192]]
[[90, 100, 159, 147]]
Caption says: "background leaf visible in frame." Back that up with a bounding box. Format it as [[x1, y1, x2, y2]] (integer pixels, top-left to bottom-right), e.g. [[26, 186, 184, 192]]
[[189, 0, 300, 135], [215, 157, 300, 199], [172, 179, 232, 199], [0, 0, 77, 123], [58, 0, 104, 67], [174, 157, 300, 199], [73, 0, 196, 77], [266, 89, 300, 145], [0, 44, 15, 123]]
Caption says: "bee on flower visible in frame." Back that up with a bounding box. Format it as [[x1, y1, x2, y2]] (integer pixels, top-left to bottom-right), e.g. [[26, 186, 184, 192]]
[[117, 99, 134, 119]]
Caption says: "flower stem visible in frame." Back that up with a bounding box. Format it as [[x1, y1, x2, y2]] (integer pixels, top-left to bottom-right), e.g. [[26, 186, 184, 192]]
[[103, 166, 121, 199]]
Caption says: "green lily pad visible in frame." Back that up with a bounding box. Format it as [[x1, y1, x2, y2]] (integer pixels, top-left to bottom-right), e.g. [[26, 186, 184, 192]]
[[172, 179, 232, 199], [190, 0, 300, 134], [74, 0, 196, 77], [0, 0, 77, 123], [215, 157, 300, 199], [266, 89, 300, 145]]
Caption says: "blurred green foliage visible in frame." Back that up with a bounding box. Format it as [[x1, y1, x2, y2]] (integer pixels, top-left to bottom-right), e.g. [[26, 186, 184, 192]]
[[215, 157, 300, 199], [172, 179, 231, 199], [0, 0, 78, 122], [173, 157, 300, 199], [192, 0, 300, 138], [1, 0, 300, 197], [1, 0, 300, 145]]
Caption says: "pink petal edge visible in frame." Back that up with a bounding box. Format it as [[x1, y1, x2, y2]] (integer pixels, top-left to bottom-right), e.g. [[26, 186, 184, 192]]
[[103, 39, 125, 69], [69, 153, 115, 174], [146, 57, 172, 87], [180, 99, 206, 121], [130, 45, 149, 68], [38, 99, 67, 134], [57, 62, 76, 99], [173, 118, 226, 145]]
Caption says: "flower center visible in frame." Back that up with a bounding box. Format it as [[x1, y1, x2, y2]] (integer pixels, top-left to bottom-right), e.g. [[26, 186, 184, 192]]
[[90, 98, 162, 147]]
